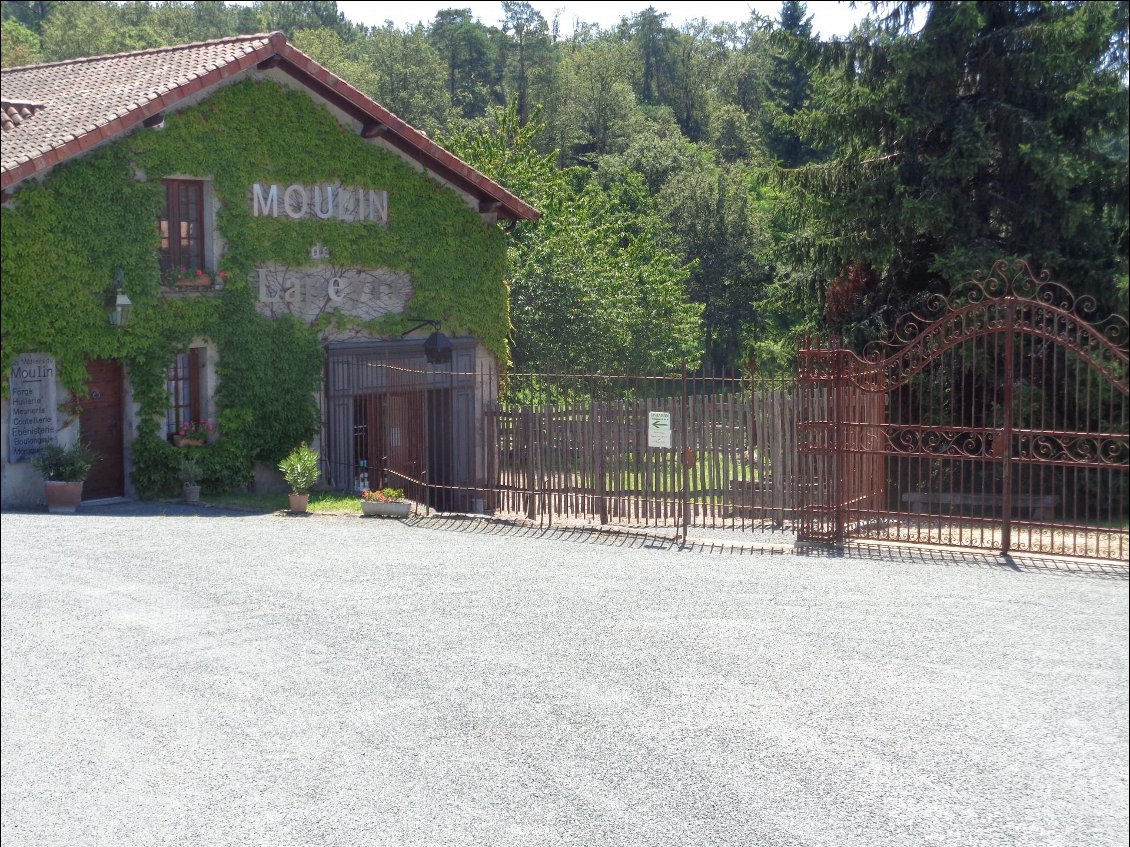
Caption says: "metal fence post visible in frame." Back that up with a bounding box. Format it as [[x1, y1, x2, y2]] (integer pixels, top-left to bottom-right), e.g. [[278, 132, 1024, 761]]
[[681, 361, 690, 545], [1001, 299, 1015, 555], [832, 347, 846, 545]]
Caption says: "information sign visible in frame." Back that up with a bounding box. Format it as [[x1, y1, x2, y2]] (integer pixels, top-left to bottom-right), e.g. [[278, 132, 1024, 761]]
[[648, 411, 672, 448]]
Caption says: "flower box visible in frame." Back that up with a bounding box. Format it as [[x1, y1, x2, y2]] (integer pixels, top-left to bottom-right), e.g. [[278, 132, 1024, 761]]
[[174, 419, 216, 447], [163, 267, 227, 289], [361, 500, 411, 518]]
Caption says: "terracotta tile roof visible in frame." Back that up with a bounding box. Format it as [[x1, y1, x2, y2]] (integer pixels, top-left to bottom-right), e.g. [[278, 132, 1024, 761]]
[[0, 33, 538, 220], [1, 99, 45, 131], [1, 34, 275, 186]]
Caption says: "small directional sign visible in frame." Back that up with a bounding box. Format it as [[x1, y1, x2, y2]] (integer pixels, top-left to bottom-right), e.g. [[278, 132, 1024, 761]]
[[648, 411, 672, 448]]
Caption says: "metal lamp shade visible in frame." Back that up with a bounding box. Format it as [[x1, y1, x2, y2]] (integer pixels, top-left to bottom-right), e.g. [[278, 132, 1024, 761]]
[[109, 292, 133, 327], [424, 330, 453, 364]]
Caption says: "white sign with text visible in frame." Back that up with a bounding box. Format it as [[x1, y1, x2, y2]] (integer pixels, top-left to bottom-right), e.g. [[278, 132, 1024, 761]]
[[8, 353, 57, 462], [648, 411, 672, 449]]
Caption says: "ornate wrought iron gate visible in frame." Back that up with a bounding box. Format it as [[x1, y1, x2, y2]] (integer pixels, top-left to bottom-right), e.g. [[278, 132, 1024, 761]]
[[798, 261, 1129, 560]]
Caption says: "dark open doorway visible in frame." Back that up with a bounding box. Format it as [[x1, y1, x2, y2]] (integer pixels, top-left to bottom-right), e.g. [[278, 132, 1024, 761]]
[[426, 387, 453, 511]]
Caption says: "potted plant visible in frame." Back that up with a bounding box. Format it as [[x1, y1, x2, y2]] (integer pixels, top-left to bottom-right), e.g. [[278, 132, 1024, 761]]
[[361, 487, 411, 518], [174, 418, 215, 447], [180, 456, 202, 504], [32, 441, 96, 513], [278, 443, 320, 513]]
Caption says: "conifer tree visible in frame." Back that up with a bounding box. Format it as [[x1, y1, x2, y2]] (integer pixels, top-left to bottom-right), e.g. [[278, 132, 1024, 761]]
[[779, 0, 1129, 337]]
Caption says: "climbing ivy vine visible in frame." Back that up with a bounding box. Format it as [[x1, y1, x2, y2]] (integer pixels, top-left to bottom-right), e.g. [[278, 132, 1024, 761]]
[[1, 79, 509, 496]]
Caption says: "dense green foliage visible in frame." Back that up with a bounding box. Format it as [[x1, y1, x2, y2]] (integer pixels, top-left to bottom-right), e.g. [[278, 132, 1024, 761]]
[[442, 104, 702, 373], [778, 1, 1130, 347], [1, 79, 506, 495], [3, 0, 1127, 374]]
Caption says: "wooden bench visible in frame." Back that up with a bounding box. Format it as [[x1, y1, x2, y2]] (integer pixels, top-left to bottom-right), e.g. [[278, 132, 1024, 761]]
[[901, 492, 1057, 520]]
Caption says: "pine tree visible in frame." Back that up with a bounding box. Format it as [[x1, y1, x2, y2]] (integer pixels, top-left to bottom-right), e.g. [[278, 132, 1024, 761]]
[[763, 0, 815, 168], [779, 0, 1129, 338]]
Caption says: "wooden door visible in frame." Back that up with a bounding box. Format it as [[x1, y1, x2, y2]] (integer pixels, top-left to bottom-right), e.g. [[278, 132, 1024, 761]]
[[80, 359, 125, 500]]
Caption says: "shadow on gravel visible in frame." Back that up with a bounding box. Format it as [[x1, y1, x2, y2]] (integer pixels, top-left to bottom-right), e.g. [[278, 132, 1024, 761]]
[[2, 501, 264, 519], [404, 514, 1128, 580], [793, 541, 1125, 580], [403, 513, 794, 557]]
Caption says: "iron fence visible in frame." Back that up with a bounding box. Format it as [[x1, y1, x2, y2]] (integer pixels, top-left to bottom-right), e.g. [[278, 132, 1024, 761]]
[[316, 262, 1127, 561], [797, 261, 1129, 560], [319, 356, 800, 541]]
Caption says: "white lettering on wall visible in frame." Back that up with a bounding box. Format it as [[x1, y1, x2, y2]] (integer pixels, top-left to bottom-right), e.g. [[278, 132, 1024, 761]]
[[251, 183, 389, 225], [283, 184, 308, 219], [367, 189, 389, 226], [252, 183, 278, 217], [253, 266, 412, 324], [258, 268, 282, 304], [313, 186, 333, 220]]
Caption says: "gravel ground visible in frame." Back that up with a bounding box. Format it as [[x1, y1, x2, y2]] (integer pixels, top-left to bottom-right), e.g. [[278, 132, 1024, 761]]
[[2, 504, 1127, 847]]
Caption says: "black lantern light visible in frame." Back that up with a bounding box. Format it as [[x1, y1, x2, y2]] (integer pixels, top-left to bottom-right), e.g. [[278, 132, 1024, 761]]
[[423, 329, 453, 365], [108, 269, 133, 327], [401, 317, 453, 365]]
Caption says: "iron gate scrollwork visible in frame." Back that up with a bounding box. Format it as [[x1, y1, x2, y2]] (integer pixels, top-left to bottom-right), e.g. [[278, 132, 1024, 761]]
[[798, 260, 1129, 560]]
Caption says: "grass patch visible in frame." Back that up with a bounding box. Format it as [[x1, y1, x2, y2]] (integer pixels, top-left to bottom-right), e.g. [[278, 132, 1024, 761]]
[[207, 490, 361, 514]]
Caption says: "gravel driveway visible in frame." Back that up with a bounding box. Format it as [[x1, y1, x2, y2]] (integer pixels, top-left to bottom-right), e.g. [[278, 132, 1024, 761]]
[[2, 505, 1127, 846]]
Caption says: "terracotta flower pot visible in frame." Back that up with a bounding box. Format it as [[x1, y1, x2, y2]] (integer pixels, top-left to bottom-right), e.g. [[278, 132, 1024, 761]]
[[361, 500, 411, 518], [44, 480, 84, 514], [174, 436, 204, 447], [289, 493, 310, 513]]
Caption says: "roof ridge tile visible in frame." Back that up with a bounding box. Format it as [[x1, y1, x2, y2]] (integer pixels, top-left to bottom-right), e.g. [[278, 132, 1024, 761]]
[[0, 32, 278, 74]]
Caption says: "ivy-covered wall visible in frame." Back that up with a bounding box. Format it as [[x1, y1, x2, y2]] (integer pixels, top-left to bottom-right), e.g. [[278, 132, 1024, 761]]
[[1, 78, 509, 497]]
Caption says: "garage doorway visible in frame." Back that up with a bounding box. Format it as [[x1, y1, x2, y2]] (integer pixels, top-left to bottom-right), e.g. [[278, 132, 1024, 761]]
[[323, 339, 482, 512]]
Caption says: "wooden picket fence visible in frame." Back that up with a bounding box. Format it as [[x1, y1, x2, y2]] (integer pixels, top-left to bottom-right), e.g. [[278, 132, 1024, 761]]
[[442, 367, 803, 537]]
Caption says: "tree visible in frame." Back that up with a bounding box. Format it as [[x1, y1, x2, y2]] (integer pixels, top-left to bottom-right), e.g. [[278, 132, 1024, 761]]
[[621, 6, 671, 104], [297, 25, 453, 133], [0, 1, 59, 33], [660, 161, 773, 369], [1, 18, 39, 66], [443, 104, 702, 373], [254, 0, 355, 39], [778, 0, 1129, 342], [762, 0, 816, 167], [38, 1, 163, 60], [427, 8, 500, 117], [552, 37, 639, 164], [500, 1, 553, 125]]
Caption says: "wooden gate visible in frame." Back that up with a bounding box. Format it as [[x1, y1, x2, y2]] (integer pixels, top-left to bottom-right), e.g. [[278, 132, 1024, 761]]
[[798, 261, 1129, 560]]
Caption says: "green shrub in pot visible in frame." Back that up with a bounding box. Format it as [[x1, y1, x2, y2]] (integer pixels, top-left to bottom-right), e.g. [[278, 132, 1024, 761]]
[[278, 443, 320, 513], [32, 442, 95, 481]]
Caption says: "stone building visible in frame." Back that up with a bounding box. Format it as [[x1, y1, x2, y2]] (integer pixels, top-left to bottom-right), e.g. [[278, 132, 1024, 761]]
[[1, 33, 538, 508]]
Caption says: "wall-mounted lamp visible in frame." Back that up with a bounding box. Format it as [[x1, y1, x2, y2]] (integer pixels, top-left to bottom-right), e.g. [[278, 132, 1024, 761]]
[[108, 269, 133, 327], [401, 317, 453, 365]]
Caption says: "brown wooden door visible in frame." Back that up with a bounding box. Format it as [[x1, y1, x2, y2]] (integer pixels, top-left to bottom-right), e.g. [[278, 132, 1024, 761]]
[[80, 359, 125, 500]]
